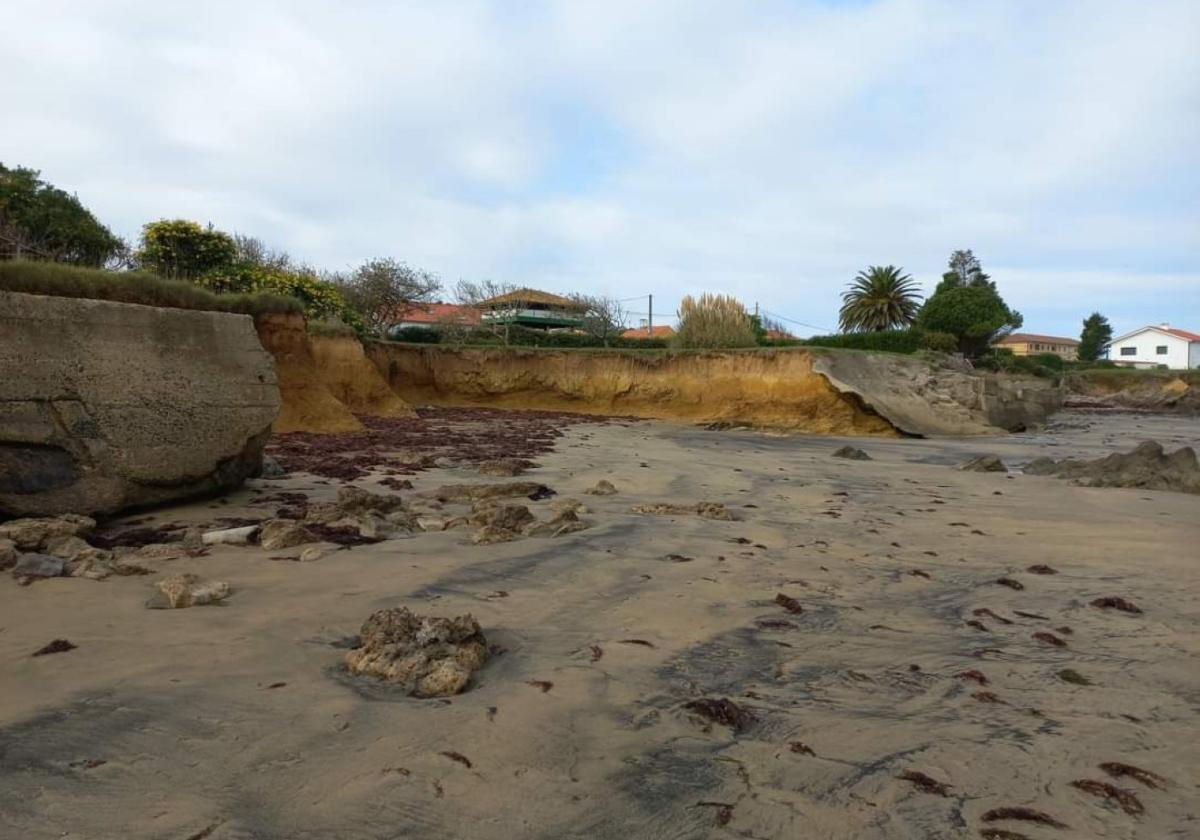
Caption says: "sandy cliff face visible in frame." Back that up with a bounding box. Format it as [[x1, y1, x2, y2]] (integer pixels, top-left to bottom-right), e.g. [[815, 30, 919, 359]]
[[1065, 370, 1199, 414], [367, 345, 1061, 437], [254, 315, 414, 433]]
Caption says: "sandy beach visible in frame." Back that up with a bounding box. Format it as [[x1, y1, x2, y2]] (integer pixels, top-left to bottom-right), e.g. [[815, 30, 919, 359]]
[[2, 409, 1197, 839]]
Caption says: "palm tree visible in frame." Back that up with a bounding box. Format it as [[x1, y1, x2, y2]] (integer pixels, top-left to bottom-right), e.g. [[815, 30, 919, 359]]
[[838, 265, 922, 332]]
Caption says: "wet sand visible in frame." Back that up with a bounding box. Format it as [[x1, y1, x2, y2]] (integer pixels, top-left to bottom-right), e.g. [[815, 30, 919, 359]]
[[1, 410, 1197, 839]]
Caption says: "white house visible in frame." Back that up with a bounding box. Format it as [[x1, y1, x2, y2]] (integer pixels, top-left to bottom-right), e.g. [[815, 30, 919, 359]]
[[1108, 324, 1200, 369]]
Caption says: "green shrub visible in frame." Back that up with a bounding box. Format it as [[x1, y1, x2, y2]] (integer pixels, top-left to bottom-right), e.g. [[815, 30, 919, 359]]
[[307, 318, 359, 338], [0, 259, 302, 316], [1033, 352, 1065, 371], [389, 326, 442, 343], [803, 329, 924, 354], [921, 331, 959, 354]]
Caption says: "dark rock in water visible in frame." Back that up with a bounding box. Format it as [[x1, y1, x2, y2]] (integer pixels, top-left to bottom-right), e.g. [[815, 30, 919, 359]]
[[344, 606, 488, 697], [683, 697, 757, 732], [11, 553, 65, 580], [1024, 440, 1200, 494], [832, 445, 872, 461], [961, 454, 1008, 473]]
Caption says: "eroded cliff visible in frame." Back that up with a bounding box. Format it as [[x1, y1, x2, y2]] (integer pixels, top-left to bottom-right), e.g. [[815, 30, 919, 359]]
[[367, 344, 1062, 436], [255, 314, 414, 433]]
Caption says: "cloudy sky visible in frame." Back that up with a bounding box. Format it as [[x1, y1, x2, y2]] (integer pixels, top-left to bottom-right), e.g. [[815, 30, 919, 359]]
[[4, 0, 1197, 336]]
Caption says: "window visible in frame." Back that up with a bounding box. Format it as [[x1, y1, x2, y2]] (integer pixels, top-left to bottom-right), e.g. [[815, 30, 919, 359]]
[[1120, 347, 1137, 356], [1156, 346, 1168, 355]]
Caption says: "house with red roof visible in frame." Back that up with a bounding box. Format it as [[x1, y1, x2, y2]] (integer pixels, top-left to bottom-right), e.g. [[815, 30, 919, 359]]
[[621, 324, 676, 340], [1108, 323, 1200, 369], [386, 302, 481, 333]]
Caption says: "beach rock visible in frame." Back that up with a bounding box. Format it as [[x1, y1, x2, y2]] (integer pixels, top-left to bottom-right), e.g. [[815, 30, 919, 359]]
[[631, 502, 735, 520], [523, 508, 591, 537], [549, 498, 589, 516], [135, 543, 190, 561], [1024, 440, 1200, 494], [961, 454, 1008, 473], [469, 503, 535, 532], [149, 573, 231, 608], [67, 550, 116, 580], [258, 519, 317, 551], [0, 538, 17, 571], [478, 459, 529, 477], [416, 516, 449, 532], [426, 482, 555, 503], [832, 446, 871, 461], [584, 479, 618, 496], [307, 487, 411, 529], [0, 291, 279, 518], [344, 606, 488, 697], [12, 552, 66, 580], [298, 546, 323, 562], [0, 514, 96, 550], [201, 525, 259, 546], [471, 525, 523, 545], [43, 534, 95, 561]]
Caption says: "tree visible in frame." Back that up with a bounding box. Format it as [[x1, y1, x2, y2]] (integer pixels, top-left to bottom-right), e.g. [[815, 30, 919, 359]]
[[569, 294, 628, 346], [838, 265, 922, 332], [336, 258, 442, 336], [1078, 312, 1113, 362], [0, 163, 123, 265], [674, 293, 757, 349], [135, 219, 238, 279], [934, 248, 994, 294], [916, 282, 1023, 358]]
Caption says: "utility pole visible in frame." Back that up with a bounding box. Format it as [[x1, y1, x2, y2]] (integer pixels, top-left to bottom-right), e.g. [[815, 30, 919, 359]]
[[648, 294, 653, 336]]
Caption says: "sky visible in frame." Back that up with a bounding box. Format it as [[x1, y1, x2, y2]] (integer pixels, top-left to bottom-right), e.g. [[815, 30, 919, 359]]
[[3, 0, 1198, 337]]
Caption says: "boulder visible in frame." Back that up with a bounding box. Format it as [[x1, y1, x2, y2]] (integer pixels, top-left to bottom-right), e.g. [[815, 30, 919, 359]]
[[0, 514, 96, 550], [258, 519, 317, 551], [149, 573, 231, 608], [0, 292, 280, 517], [960, 454, 1008, 473], [344, 606, 488, 697]]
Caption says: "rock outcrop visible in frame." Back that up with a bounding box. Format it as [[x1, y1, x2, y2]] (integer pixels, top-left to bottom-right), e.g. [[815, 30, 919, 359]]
[[0, 291, 280, 518], [1024, 441, 1200, 494]]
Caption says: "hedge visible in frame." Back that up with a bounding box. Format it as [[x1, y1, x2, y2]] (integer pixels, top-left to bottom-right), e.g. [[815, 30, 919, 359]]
[[392, 324, 671, 349], [0, 259, 303, 316]]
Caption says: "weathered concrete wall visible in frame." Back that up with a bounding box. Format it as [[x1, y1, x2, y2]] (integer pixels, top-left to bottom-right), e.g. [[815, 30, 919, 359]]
[[0, 291, 280, 517], [367, 344, 1062, 436], [254, 314, 415, 434]]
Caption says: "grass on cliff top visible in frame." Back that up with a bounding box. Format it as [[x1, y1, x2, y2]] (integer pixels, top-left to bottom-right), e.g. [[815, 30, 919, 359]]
[[0, 260, 303, 317]]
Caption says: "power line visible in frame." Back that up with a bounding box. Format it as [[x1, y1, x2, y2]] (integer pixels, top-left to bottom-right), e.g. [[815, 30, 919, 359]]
[[761, 308, 834, 335]]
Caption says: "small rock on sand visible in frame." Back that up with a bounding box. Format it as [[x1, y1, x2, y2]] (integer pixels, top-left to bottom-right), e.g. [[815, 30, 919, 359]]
[[299, 546, 323, 562], [258, 519, 317, 551], [584, 480, 618, 496], [631, 502, 735, 520], [832, 446, 871, 461], [344, 606, 488, 697], [11, 553, 65, 580], [478, 459, 530, 477], [960, 454, 1008, 473], [148, 573, 231, 608]]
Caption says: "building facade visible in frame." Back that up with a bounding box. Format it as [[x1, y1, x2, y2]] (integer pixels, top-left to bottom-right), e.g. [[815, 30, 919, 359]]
[[1108, 325, 1200, 369], [994, 333, 1079, 360]]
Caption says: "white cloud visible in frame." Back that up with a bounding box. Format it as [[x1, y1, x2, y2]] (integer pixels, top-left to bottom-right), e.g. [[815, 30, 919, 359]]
[[1, 0, 1196, 336]]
